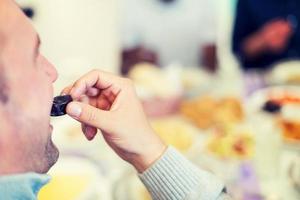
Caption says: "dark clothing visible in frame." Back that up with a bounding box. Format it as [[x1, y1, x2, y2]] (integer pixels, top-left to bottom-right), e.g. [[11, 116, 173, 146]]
[[232, 0, 300, 70]]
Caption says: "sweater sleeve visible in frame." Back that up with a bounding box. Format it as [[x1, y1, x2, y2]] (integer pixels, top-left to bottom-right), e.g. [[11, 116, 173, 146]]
[[138, 146, 229, 200]]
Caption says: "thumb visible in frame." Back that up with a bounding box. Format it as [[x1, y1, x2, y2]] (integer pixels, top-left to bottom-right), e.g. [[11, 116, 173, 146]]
[[67, 101, 113, 130]]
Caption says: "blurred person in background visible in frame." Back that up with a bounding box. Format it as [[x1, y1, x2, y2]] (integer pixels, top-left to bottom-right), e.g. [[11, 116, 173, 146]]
[[232, 0, 300, 71], [120, 0, 218, 74], [232, 0, 300, 96], [0, 0, 230, 199]]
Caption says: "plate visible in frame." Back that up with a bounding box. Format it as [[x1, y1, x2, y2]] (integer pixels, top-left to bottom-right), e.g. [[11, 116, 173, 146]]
[[245, 86, 300, 149], [268, 61, 300, 85]]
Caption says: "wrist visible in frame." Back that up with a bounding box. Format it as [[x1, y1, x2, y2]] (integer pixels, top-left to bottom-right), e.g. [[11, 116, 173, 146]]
[[131, 136, 167, 173]]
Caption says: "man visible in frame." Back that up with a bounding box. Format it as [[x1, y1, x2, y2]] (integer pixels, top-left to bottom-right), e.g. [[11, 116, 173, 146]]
[[0, 0, 59, 174], [232, 0, 300, 70], [0, 0, 228, 199]]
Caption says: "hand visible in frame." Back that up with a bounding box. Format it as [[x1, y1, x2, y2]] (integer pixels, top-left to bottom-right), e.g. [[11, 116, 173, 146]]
[[243, 19, 293, 58], [62, 70, 167, 172], [260, 19, 293, 52]]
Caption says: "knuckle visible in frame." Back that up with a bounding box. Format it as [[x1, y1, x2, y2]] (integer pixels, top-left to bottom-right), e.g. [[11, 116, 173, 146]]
[[73, 79, 83, 88], [86, 110, 97, 123]]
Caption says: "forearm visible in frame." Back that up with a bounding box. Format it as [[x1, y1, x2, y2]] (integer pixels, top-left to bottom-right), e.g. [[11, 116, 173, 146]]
[[139, 146, 228, 200]]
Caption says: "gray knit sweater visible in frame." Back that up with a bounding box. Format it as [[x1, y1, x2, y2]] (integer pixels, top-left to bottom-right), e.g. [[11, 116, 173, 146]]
[[139, 147, 231, 200]]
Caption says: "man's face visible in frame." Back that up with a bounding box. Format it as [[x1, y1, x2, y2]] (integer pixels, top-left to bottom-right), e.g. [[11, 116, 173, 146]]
[[0, 0, 59, 174]]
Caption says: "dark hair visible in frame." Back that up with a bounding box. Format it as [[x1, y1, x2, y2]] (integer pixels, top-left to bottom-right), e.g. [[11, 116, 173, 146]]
[[0, 66, 9, 104], [0, 31, 9, 104]]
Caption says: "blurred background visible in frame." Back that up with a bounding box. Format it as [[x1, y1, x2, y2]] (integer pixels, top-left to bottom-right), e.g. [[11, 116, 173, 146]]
[[16, 0, 300, 199]]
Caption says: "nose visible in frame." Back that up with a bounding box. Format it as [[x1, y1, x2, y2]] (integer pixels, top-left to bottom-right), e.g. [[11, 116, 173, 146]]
[[42, 56, 58, 82]]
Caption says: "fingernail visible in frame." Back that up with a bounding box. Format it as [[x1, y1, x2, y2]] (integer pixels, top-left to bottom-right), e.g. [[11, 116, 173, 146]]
[[68, 103, 82, 118], [85, 126, 94, 140]]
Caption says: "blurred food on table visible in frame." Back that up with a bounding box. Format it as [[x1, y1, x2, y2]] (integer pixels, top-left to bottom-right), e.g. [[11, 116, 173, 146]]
[[113, 172, 151, 200], [39, 175, 90, 200], [206, 125, 254, 159], [38, 156, 109, 200], [150, 117, 199, 152], [267, 93, 300, 105], [279, 119, 300, 142], [279, 104, 300, 143], [248, 86, 300, 147], [180, 96, 244, 129], [180, 67, 213, 93], [268, 61, 300, 85], [121, 46, 158, 75], [128, 63, 183, 117], [246, 86, 300, 114], [128, 63, 181, 98], [262, 100, 282, 113]]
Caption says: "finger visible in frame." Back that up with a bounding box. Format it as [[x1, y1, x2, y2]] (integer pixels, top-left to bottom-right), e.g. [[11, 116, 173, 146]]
[[99, 99, 111, 111], [85, 126, 98, 140], [66, 101, 113, 131], [81, 123, 98, 141], [79, 95, 89, 103], [79, 96, 100, 139], [61, 85, 73, 95], [102, 90, 117, 103], [86, 87, 100, 97], [96, 94, 112, 110], [69, 70, 122, 99]]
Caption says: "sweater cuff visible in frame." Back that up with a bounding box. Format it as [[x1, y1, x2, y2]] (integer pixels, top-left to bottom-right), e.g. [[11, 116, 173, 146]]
[[138, 146, 225, 200]]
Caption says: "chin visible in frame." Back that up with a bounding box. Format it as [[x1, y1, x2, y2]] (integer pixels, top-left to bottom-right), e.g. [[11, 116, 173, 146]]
[[42, 139, 60, 173]]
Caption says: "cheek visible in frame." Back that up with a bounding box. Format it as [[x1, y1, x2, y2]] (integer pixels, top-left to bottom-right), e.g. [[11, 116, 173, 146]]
[[36, 59, 54, 103], [16, 73, 52, 122]]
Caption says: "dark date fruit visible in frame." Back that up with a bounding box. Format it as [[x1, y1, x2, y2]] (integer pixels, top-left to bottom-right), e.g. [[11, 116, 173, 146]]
[[50, 95, 73, 117], [262, 100, 281, 113]]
